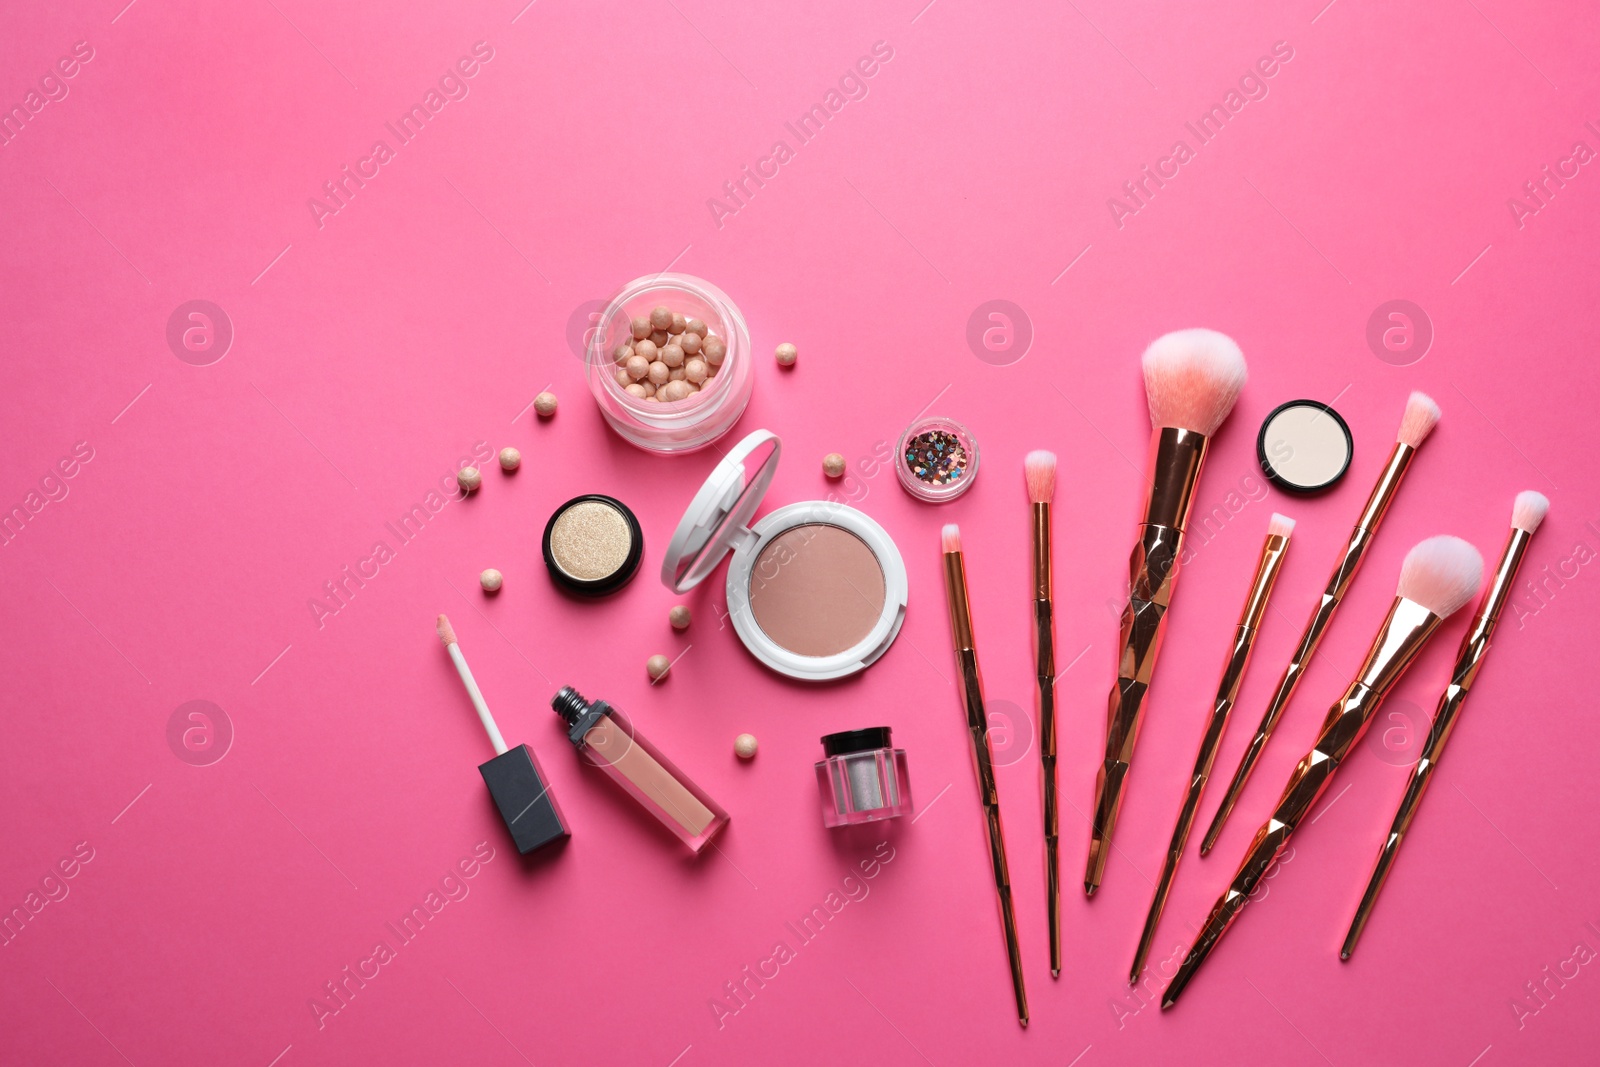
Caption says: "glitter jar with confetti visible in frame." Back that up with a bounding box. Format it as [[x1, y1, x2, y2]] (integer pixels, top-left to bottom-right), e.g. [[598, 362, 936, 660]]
[[895, 416, 979, 502]]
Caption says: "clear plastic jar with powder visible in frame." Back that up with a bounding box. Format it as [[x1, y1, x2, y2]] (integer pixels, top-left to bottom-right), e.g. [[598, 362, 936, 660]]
[[585, 273, 753, 454], [815, 727, 913, 827]]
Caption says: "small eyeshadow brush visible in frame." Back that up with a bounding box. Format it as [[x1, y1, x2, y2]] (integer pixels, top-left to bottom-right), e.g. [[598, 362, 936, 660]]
[[1340, 492, 1549, 959], [1024, 450, 1062, 978]]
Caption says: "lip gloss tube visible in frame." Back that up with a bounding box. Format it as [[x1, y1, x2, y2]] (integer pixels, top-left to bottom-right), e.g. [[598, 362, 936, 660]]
[[551, 686, 729, 853]]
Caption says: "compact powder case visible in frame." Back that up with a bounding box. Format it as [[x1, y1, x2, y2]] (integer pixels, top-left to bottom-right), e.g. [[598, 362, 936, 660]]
[[662, 429, 909, 682], [1257, 400, 1354, 494], [542, 495, 644, 596]]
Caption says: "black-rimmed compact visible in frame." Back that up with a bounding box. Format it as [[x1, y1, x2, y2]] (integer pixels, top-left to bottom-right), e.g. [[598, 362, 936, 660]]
[[541, 495, 644, 596], [1257, 400, 1354, 494]]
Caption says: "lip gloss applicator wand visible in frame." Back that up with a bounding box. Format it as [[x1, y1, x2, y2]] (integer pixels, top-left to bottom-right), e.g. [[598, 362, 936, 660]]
[[1340, 491, 1548, 959], [1162, 535, 1483, 1010], [941, 523, 1028, 1026], [1086, 329, 1248, 896]]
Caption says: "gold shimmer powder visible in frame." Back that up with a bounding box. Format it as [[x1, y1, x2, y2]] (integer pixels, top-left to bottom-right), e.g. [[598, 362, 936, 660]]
[[550, 501, 633, 581]]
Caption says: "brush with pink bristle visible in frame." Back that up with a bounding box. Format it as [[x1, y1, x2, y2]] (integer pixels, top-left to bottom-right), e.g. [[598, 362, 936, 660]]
[[1202, 391, 1443, 857], [1164, 534, 1484, 1009], [1024, 450, 1063, 978], [1341, 491, 1550, 959], [1085, 329, 1248, 897]]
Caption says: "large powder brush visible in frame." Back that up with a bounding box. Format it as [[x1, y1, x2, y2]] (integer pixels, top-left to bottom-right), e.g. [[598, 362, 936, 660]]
[[1085, 329, 1248, 897]]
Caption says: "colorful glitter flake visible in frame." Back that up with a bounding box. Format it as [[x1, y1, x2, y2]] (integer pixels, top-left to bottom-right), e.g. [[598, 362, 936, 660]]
[[904, 429, 969, 486]]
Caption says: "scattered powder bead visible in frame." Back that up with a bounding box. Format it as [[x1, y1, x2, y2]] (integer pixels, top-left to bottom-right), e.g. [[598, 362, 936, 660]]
[[634, 339, 658, 362], [534, 392, 558, 417], [647, 361, 670, 385], [679, 332, 702, 355], [480, 568, 503, 593], [498, 446, 521, 471], [457, 466, 482, 493], [823, 453, 846, 478], [734, 733, 758, 759], [661, 343, 685, 368], [686, 318, 708, 337], [650, 305, 673, 330], [647, 654, 672, 681], [684, 358, 708, 384], [669, 604, 692, 630], [775, 342, 798, 367], [626, 355, 650, 380], [702, 336, 727, 366], [630, 317, 651, 340], [670, 312, 688, 334]]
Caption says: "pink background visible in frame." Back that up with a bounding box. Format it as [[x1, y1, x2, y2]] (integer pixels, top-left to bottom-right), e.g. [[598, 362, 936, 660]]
[[3, 1, 1598, 1064]]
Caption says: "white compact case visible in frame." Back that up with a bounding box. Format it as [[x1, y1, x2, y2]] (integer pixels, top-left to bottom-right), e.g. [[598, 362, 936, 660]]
[[662, 430, 908, 682]]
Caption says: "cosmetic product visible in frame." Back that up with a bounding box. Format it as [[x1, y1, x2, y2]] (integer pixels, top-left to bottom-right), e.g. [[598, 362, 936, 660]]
[[498, 447, 521, 471], [896, 416, 979, 502], [458, 466, 482, 493], [551, 686, 729, 853], [479, 568, 503, 593], [1130, 513, 1294, 984], [734, 733, 758, 759], [586, 275, 752, 453], [534, 391, 558, 417], [1257, 399, 1353, 493], [542, 494, 644, 596], [941, 524, 1029, 1027], [823, 453, 845, 478], [1086, 329, 1248, 897], [669, 605, 692, 630], [1023, 450, 1063, 978], [437, 616, 569, 854], [645, 654, 670, 681], [662, 429, 908, 682], [1163, 536, 1482, 1010], [1341, 492, 1548, 960], [1202, 391, 1441, 856], [775, 342, 798, 366], [815, 727, 912, 827]]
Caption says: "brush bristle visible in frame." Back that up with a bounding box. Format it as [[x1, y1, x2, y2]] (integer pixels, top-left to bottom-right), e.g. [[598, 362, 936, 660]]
[[1141, 329, 1248, 435], [1267, 512, 1296, 539], [941, 524, 962, 553], [1396, 536, 1483, 618], [1511, 490, 1550, 534], [1396, 391, 1441, 448], [1024, 450, 1057, 503], [436, 614, 457, 646]]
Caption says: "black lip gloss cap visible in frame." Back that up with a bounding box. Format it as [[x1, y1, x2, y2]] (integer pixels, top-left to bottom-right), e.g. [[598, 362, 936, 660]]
[[478, 744, 569, 854]]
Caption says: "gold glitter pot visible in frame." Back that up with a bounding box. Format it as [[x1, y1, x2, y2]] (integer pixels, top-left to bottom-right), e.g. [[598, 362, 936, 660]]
[[542, 495, 644, 596]]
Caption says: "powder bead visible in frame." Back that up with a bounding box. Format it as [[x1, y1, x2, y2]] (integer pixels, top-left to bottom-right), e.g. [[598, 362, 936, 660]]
[[670, 312, 688, 334], [457, 466, 482, 493], [684, 358, 708, 384], [734, 733, 758, 759], [686, 318, 708, 337], [647, 361, 670, 385], [669, 604, 692, 630], [498, 446, 521, 471], [650, 329, 669, 347], [633, 339, 658, 362], [650, 305, 673, 330], [480, 568, 503, 593], [661, 343, 685, 368], [775, 342, 798, 366], [625, 355, 650, 381], [823, 453, 846, 478], [702, 336, 727, 366], [679, 332, 702, 355], [614, 367, 631, 387], [630, 317, 652, 340], [625, 383, 647, 398], [613, 344, 634, 365], [534, 392, 558, 417], [647, 654, 672, 681]]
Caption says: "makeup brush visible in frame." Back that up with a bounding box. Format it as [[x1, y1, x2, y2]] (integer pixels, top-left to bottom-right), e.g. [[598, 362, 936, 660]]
[[1086, 329, 1248, 896], [1341, 492, 1548, 959], [941, 524, 1028, 1027], [1024, 450, 1062, 978], [1202, 391, 1442, 857], [1129, 512, 1294, 984], [438, 615, 569, 854], [1163, 536, 1483, 1009]]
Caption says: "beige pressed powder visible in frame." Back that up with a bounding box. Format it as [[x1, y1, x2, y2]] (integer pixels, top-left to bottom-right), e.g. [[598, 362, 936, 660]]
[[748, 524, 887, 657]]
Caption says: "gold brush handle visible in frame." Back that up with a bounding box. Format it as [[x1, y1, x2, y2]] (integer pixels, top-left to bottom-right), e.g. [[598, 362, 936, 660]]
[[1086, 522, 1181, 894], [1035, 597, 1060, 977]]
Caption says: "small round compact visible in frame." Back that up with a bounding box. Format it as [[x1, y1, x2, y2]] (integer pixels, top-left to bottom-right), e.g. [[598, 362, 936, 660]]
[[662, 429, 908, 682], [896, 415, 979, 503], [542, 495, 644, 596], [1257, 400, 1354, 494]]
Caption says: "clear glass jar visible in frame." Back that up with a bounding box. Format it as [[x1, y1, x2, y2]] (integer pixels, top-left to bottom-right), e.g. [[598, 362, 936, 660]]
[[815, 727, 913, 828], [585, 273, 753, 454]]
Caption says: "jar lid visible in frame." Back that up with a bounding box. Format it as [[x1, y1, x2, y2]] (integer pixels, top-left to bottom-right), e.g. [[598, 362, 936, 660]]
[[821, 726, 894, 756], [661, 429, 781, 593]]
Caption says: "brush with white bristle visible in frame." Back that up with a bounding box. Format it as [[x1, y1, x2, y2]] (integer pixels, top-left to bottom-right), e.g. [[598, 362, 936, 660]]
[[1344, 496, 1548, 958], [437, 614, 508, 755], [939, 521, 1029, 1026], [1086, 329, 1249, 897], [1202, 389, 1446, 856], [1130, 505, 1296, 983], [1024, 450, 1062, 977], [1166, 534, 1483, 1009]]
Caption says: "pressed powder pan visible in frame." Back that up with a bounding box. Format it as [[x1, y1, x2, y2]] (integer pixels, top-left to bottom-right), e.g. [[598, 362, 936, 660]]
[[662, 429, 908, 681], [1257, 400, 1353, 494]]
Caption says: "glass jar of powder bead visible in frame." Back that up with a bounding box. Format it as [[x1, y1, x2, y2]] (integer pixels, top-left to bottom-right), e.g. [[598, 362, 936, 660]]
[[895, 415, 979, 502], [585, 274, 753, 454]]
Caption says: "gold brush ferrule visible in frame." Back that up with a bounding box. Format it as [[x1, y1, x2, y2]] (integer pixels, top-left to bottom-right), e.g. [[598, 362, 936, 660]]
[[1141, 427, 1211, 530], [1237, 533, 1291, 633], [943, 550, 976, 653], [1032, 501, 1052, 600]]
